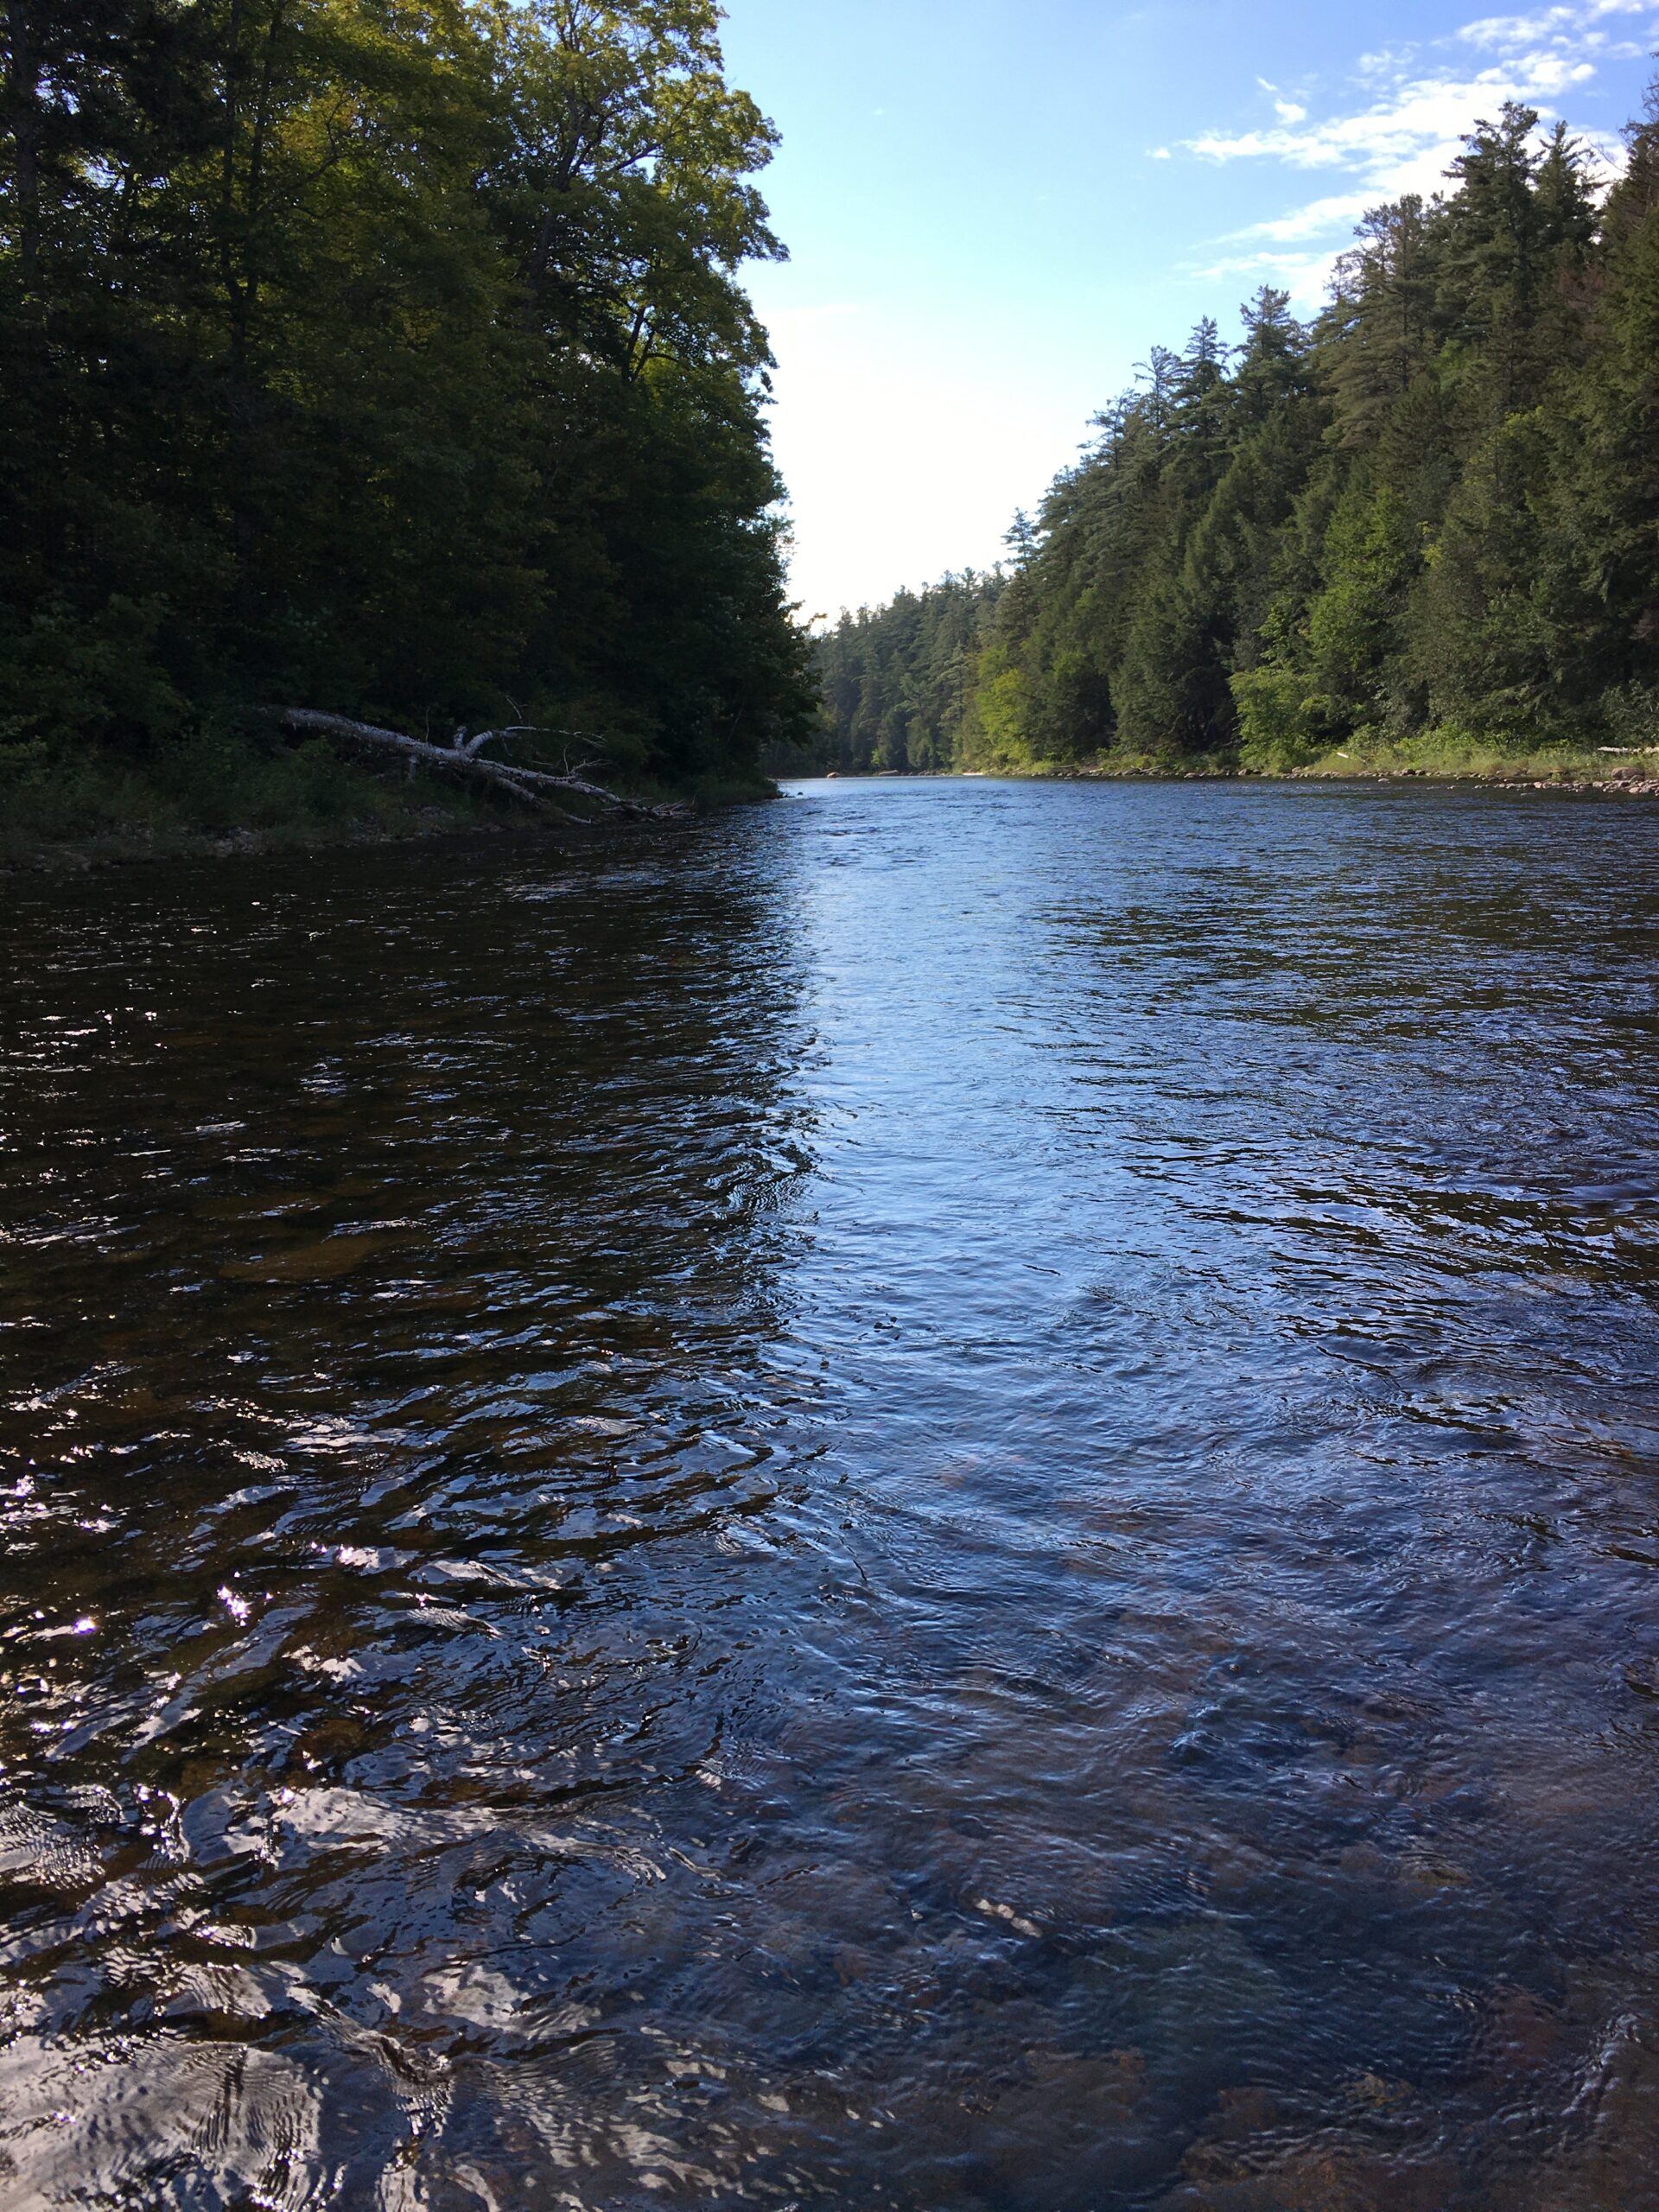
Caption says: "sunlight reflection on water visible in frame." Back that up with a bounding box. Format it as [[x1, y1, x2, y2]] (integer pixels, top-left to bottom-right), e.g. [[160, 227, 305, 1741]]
[[2, 779, 1658, 2209]]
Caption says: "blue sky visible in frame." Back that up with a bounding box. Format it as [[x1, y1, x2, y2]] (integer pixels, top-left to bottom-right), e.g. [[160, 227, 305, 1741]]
[[715, 0, 1659, 619]]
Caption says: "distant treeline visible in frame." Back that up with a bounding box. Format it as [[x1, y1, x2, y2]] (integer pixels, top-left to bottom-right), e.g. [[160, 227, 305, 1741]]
[[809, 93, 1659, 778], [804, 569, 1007, 775], [0, 0, 815, 824]]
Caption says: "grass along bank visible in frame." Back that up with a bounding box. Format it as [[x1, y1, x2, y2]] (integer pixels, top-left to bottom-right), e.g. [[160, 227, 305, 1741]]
[[0, 726, 776, 871]]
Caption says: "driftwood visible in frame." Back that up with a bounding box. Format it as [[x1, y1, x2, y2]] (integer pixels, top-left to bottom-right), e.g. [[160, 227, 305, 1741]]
[[275, 709, 683, 823]]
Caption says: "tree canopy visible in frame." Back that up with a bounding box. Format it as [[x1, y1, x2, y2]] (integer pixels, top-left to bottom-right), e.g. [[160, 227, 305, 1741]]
[[0, 0, 816, 818]]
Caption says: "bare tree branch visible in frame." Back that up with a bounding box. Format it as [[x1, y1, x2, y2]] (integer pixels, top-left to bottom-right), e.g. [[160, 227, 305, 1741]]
[[273, 709, 684, 821]]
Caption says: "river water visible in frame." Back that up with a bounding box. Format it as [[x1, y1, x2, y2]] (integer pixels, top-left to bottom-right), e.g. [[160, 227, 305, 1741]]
[[3, 777, 1658, 2209]]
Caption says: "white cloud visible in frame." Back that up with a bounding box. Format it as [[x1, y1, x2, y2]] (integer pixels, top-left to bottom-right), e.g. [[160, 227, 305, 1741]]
[[1240, 190, 1389, 245], [1189, 64, 1600, 179], [1456, 1, 1650, 52], [1192, 250, 1347, 315], [1179, 1, 1651, 302], [1256, 74, 1311, 122]]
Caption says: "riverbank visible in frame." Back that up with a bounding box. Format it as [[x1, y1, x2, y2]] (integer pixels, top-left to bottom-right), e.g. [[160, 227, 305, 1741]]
[[1271, 734, 1659, 796], [803, 735, 1659, 796], [12, 740, 1656, 874], [0, 733, 773, 873]]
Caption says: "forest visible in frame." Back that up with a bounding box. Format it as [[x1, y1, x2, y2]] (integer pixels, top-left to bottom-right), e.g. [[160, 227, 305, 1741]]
[[810, 91, 1659, 781], [0, 0, 816, 842]]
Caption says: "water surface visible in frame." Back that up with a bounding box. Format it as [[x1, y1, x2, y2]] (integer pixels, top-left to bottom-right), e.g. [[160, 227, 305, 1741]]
[[3, 779, 1659, 2209]]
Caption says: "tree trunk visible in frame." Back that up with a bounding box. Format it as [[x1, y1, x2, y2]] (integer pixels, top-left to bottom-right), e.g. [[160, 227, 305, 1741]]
[[276, 709, 683, 822]]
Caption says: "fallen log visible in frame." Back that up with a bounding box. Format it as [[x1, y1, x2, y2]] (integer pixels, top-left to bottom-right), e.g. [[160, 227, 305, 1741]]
[[273, 709, 684, 823]]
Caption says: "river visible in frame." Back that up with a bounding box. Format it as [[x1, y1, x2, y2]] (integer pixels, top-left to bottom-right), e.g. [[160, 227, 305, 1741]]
[[3, 777, 1658, 2209]]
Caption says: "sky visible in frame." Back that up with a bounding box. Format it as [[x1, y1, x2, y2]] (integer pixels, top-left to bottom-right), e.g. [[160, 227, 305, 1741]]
[[714, 0, 1659, 620]]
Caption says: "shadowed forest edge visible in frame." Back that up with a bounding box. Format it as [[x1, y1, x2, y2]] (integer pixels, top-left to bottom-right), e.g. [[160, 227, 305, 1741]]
[[0, 0, 817, 854]]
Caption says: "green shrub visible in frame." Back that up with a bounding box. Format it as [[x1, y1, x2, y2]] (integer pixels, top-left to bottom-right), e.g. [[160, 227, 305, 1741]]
[[1231, 667, 1328, 771]]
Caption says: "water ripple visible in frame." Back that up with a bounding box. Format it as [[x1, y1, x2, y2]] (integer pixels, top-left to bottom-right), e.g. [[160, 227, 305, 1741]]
[[2, 782, 1658, 2207]]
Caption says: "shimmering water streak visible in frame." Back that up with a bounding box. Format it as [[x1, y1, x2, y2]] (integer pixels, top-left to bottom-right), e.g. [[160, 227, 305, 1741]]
[[2, 779, 1658, 2209]]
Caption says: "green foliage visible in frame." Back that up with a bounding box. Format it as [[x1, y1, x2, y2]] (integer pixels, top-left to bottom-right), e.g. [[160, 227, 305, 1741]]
[[819, 89, 1659, 779], [0, 597, 190, 747], [0, 714, 464, 860], [1230, 667, 1326, 772], [791, 571, 1006, 775], [0, 0, 814, 836]]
